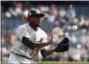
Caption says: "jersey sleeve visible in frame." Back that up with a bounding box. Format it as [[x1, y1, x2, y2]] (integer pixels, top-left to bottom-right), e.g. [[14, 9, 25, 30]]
[[36, 28, 51, 50], [16, 26, 31, 41]]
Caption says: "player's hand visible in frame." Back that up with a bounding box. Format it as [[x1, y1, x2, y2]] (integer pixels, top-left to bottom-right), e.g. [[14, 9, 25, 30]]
[[47, 33, 53, 44], [54, 37, 69, 52]]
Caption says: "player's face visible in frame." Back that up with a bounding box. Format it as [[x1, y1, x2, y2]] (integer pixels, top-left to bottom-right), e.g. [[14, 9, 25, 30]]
[[28, 16, 42, 27]]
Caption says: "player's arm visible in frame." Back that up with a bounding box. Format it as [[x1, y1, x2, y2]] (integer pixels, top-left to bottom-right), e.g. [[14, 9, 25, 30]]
[[40, 38, 69, 57], [40, 49, 55, 57], [22, 35, 53, 49], [17, 27, 53, 50]]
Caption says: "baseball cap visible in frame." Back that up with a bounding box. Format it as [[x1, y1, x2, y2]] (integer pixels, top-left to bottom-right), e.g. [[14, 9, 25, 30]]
[[28, 8, 45, 17]]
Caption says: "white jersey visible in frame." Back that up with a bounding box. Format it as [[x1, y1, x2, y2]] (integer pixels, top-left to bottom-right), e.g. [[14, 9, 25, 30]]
[[11, 23, 49, 61]]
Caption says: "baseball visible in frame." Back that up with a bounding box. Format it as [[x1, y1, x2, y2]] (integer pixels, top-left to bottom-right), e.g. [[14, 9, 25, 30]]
[[72, 25, 78, 31]]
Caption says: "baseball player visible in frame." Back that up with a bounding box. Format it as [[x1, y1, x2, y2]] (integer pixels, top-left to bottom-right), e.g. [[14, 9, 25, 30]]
[[8, 8, 69, 64]]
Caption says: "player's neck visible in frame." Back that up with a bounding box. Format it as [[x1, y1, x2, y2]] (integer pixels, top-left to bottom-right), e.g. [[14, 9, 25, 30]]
[[29, 23, 37, 31]]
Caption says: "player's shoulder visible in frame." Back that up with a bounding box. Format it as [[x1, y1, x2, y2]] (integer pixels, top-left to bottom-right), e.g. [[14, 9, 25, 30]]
[[17, 23, 28, 29], [38, 28, 45, 33], [16, 23, 28, 32], [37, 27, 47, 36]]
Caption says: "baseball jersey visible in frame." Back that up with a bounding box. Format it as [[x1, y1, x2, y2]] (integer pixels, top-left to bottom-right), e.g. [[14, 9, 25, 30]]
[[11, 23, 49, 61]]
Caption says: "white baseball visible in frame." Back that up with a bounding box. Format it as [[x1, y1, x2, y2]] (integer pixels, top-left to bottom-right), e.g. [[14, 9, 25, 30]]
[[72, 25, 78, 31]]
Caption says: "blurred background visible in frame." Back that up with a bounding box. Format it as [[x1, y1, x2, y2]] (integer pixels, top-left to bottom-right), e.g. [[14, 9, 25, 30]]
[[1, 1, 89, 64]]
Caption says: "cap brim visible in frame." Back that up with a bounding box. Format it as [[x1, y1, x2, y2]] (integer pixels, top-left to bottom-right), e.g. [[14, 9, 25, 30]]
[[36, 14, 45, 17], [29, 14, 45, 17]]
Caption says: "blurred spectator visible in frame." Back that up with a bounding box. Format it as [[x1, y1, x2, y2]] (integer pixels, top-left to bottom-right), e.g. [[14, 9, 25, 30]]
[[46, 7, 58, 23], [39, 5, 49, 13], [5, 7, 17, 18], [41, 7, 58, 33], [67, 4, 76, 19], [80, 47, 88, 61], [23, 8, 29, 20], [15, 2, 23, 15], [52, 26, 64, 38], [59, 7, 66, 18], [79, 15, 85, 26]]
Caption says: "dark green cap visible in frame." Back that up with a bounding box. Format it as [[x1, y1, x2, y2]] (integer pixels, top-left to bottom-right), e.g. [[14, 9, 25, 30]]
[[28, 8, 45, 17]]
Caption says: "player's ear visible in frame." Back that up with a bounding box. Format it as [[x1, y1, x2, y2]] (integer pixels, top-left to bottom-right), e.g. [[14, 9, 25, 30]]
[[27, 16, 33, 21]]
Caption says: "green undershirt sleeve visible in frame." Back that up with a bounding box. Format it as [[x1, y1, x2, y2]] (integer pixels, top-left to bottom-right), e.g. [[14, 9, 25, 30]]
[[22, 36, 35, 49]]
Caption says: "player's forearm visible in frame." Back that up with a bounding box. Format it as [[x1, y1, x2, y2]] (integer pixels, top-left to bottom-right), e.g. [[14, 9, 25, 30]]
[[41, 49, 55, 57], [22, 36, 51, 49], [34, 35, 53, 49], [34, 42, 50, 49]]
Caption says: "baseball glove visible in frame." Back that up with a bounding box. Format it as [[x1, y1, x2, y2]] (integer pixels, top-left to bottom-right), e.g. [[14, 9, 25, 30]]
[[54, 37, 69, 52]]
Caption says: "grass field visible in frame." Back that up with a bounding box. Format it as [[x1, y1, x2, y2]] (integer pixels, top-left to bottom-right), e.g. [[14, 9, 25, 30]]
[[38, 62, 89, 64], [1, 60, 89, 64]]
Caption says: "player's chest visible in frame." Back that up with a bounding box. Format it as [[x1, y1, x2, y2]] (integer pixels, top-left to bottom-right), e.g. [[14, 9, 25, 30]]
[[27, 29, 36, 41]]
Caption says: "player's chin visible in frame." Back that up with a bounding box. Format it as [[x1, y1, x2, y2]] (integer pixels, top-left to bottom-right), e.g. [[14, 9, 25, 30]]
[[36, 24, 41, 27], [36, 24, 40, 30]]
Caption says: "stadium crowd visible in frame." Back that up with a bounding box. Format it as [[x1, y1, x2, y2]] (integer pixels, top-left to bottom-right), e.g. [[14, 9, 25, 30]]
[[1, 1, 89, 62]]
